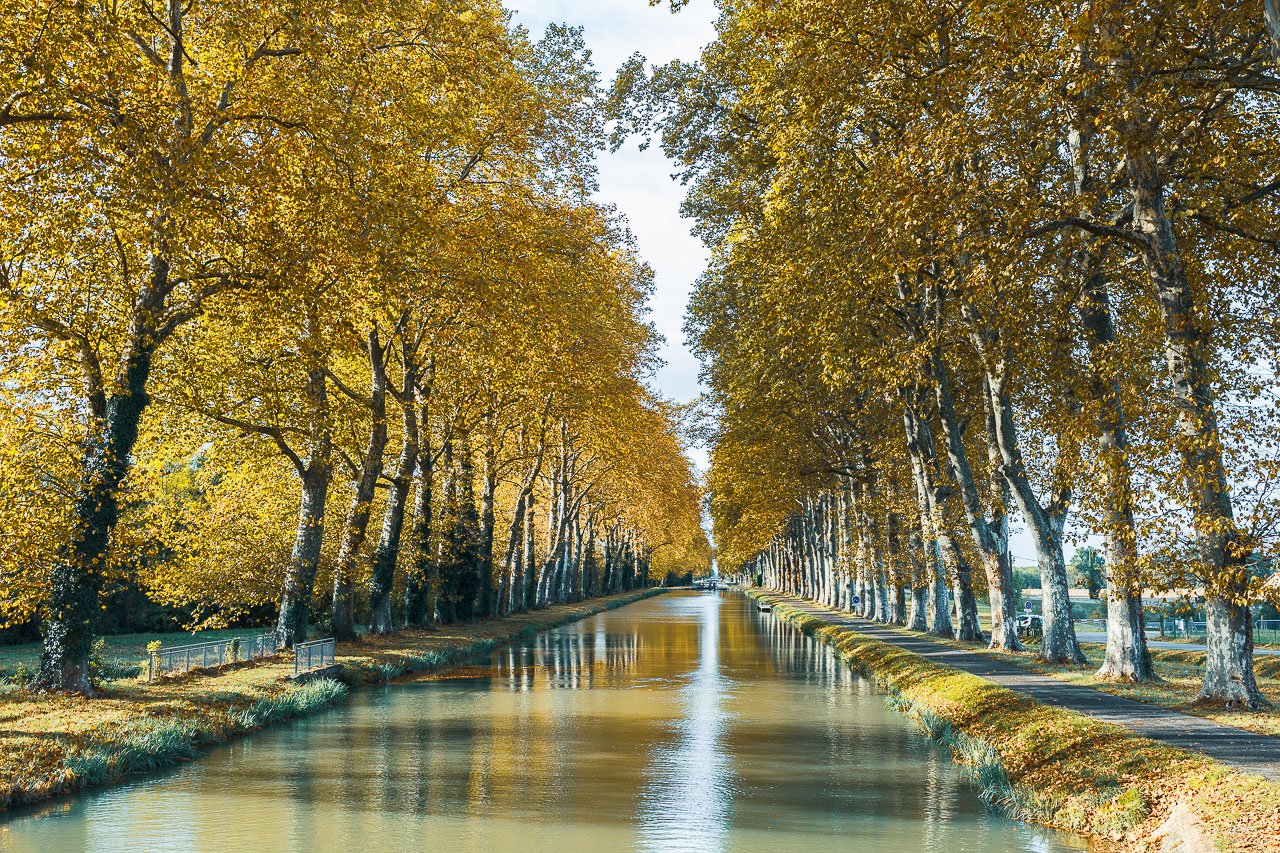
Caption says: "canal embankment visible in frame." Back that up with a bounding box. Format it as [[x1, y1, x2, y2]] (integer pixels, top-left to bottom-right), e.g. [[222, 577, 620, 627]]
[[747, 588, 1280, 852], [0, 589, 1097, 853], [0, 588, 669, 814]]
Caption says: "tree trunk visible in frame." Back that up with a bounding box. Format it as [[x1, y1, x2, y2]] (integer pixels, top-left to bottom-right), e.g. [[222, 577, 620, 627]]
[[504, 491, 528, 614], [37, 250, 177, 693], [902, 402, 947, 635], [570, 519, 584, 600], [275, 349, 333, 649], [478, 435, 498, 618], [332, 329, 388, 641], [587, 525, 600, 597], [434, 438, 458, 624], [1080, 269, 1153, 681], [36, 290, 164, 691], [454, 430, 480, 620], [908, 585, 929, 631], [903, 401, 971, 638], [1061, 74, 1152, 679], [1129, 152, 1262, 706], [1266, 0, 1280, 68], [983, 373, 1085, 663], [404, 420, 434, 628], [368, 354, 418, 635], [524, 492, 538, 610], [930, 353, 1013, 648]]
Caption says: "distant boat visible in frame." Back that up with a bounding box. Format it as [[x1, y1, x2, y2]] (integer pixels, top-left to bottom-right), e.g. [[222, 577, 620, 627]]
[[756, 601, 773, 612]]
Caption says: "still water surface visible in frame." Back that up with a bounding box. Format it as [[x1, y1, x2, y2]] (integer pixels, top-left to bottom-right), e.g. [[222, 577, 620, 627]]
[[1, 591, 1092, 852]]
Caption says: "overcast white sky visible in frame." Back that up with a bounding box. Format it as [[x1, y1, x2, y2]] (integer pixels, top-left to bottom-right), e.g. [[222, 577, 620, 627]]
[[509, 0, 716, 427]]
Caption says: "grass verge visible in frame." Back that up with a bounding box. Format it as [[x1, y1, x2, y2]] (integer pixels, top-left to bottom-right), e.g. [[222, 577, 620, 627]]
[[748, 589, 1280, 852], [894, 602, 1280, 740], [0, 588, 667, 814]]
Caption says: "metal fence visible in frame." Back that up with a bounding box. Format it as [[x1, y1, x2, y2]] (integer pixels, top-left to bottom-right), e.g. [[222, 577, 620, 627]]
[[1068, 618, 1280, 645], [250, 631, 283, 660], [295, 638, 336, 675], [150, 638, 236, 681], [148, 631, 283, 681], [1255, 620, 1280, 646], [1153, 618, 1279, 643], [1159, 618, 1208, 641]]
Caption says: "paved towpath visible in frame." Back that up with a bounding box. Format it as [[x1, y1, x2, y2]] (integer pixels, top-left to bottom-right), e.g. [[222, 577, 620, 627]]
[[767, 593, 1280, 782]]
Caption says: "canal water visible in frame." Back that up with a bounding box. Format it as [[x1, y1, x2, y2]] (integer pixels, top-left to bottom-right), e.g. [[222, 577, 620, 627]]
[[0, 591, 1092, 852]]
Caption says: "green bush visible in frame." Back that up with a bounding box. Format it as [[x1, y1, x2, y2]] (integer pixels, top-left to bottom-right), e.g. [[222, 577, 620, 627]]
[[1, 659, 34, 686], [1011, 568, 1041, 592]]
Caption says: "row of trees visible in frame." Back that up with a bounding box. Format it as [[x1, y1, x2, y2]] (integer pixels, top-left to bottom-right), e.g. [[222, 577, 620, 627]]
[[617, 0, 1280, 707], [0, 0, 707, 694]]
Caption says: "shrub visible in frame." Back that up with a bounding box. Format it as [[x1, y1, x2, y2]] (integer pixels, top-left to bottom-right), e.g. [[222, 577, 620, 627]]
[[1, 659, 34, 687]]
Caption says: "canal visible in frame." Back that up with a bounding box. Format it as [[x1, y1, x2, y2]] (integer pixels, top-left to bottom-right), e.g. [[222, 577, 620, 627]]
[[1, 591, 1092, 852]]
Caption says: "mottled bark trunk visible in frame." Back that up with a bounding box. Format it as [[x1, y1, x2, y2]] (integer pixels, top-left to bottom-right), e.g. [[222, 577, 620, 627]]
[[523, 493, 538, 610], [506, 493, 527, 613], [1129, 153, 1261, 706], [1266, 0, 1280, 68], [570, 519, 584, 600], [276, 350, 333, 649], [587, 524, 600, 597], [503, 489, 529, 614], [537, 465, 560, 607], [1064, 82, 1152, 680], [930, 352, 1010, 648], [825, 492, 840, 608], [277, 464, 331, 647], [908, 584, 929, 631], [332, 329, 388, 641], [985, 376, 1085, 663], [435, 438, 458, 624], [454, 430, 479, 621], [901, 401, 956, 638], [602, 529, 614, 594], [1081, 270, 1152, 681], [368, 355, 418, 635], [980, 386, 1019, 651], [947, 549, 983, 641]]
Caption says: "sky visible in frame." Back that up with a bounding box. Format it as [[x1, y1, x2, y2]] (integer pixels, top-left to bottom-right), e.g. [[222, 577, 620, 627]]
[[508, 0, 717, 439], [505, 1, 1076, 568]]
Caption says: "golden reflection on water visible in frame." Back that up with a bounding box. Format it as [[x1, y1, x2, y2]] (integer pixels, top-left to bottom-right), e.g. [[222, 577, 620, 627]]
[[0, 592, 1095, 853]]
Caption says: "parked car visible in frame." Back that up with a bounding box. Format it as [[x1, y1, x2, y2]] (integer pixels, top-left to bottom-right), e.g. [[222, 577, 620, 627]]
[[1016, 614, 1043, 638]]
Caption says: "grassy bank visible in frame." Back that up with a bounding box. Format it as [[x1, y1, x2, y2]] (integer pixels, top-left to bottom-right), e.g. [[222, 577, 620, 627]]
[[971, 640, 1280, 740], [0, 588, 667, 814], [901, 601, 1280, 740], [0, 626, 260, 684], [748, 589, 1280, 851]]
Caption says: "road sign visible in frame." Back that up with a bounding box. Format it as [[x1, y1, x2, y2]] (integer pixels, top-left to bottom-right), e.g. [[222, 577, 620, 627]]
[[852, 595, 861, 605], [1025, 601, 1032, 611]]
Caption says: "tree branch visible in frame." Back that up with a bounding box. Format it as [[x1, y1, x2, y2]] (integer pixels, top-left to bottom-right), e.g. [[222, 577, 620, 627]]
[[1026, 216, 1149, 249]]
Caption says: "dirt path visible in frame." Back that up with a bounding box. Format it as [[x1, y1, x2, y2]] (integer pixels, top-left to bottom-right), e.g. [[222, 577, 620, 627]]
[[771, 594, 1280, 783]]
